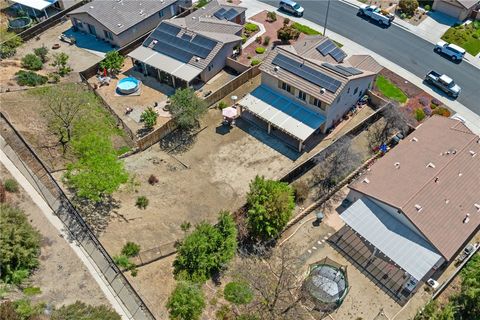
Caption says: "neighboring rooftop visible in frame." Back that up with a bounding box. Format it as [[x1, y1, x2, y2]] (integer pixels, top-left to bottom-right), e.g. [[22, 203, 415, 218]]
[[350, 115, 480, 260], [70, 0, 177, 35], [455, 0, 479, 9]]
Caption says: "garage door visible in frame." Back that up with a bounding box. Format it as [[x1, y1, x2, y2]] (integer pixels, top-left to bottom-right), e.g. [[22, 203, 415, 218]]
[[435, 1, 464, 20]]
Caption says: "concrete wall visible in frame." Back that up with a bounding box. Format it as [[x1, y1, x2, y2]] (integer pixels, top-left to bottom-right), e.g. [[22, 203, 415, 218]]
[[69, 4, 177, 47], [200, 41, 241, 82]]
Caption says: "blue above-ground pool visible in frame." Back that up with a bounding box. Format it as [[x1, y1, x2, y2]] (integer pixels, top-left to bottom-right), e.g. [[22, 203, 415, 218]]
[[117, 77, 140, 95]]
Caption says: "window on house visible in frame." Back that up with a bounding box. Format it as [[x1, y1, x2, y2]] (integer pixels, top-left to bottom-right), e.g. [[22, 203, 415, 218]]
[[159, 9, 164, 18], [353, 87, 358, 95], [208, 64, 214, 71], [347, 87, 350, 94], [104, 30, 113, 40], [298, 90, 306, 101], [312, 98, 325, 110], [281, 82, 292, 94], [74, 18, 83, 28]]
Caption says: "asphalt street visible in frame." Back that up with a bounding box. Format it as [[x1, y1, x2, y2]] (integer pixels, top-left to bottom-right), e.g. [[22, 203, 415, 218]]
[[261, 0, 480, 115]]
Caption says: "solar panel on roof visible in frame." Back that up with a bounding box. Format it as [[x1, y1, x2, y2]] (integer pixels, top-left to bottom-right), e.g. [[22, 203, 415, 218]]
[[337, 65, 363, 75], [329, 47, 347, 63], [223, 8, 238, 20], [321, 63, 364, 77], [272, 53, 342, 93], [316, 40, 336, 56], [214, 8, 227, 19], [157, 23, 181, 36], [191, 35, 217, 50], [181, 33, 192, 41]]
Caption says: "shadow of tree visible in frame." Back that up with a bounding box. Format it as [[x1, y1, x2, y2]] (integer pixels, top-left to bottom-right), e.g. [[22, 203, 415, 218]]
[[70, 195, 121, 236], [159, 126, 199, 155]]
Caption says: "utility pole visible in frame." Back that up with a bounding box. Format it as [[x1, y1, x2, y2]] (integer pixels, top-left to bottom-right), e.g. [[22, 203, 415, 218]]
[[323, 0, 331, 36]]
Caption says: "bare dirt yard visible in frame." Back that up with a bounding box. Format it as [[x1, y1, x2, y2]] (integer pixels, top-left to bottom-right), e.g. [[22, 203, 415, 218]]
[[0, 163, 108, 307]]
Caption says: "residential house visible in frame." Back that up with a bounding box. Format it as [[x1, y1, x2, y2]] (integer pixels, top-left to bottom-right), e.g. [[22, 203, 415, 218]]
[[432, 0, 479, 20], [238, 35, 382, 151], [341, 116, 480, 292], [68, 0, 191, 48], [127, 2, 245, 89]]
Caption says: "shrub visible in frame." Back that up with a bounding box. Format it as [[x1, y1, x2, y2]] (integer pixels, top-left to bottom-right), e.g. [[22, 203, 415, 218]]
[[424, 4, 431, 10], [0, 29, 22, 59], [51, 301, 121, 320], [51, 52, 72, 76], [4, 179, 18, 193], [263, 36, 270, 46], [399, 0, 419, 16], [148, 174, 159, 185], [0, 182, 6, 203], [423, 106, 432, 117], [266, 11, 277, 22], [21, 54, 43, 71], [167, 282, 205, 320], [15, 70, 47, 86], [414, 108, 426, 121], [472, 33, 479, 39], [250, 59, 261, 66], [140, 106, 158, 129], [99, 51, 125, 74], [33, 46, 48, 63], [244, 23, 259, 33], [48, 72, 60, 83], [400, 13, 407, 19], [218, 101, 228, 109], [23, 287, 42, 296], [113, 254, 132, 269], [419, 96, 430, 107], [255, 36, 262, 44], [277, 25, 300, 43], [247, 55, 252, 59], [241, 35, 247, 44], [292, 180, 309, 204], [292, 22, 321, 35], [283, 17, 290, 25], [136, 196, 149, 209], [432, 106, 451, 117], [255, 46, 266, 54], [431, 97, 441, 106], [121, 242, 140, 257], [224, 281, 253, 305]]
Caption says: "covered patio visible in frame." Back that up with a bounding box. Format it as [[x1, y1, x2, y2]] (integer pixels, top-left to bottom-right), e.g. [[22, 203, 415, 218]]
[[238, 85, 326, 152], [8, 0, 60, 19], [128, 46, 203, 89]]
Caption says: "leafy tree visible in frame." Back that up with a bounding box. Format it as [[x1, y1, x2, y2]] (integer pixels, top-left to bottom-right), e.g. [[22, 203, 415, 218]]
[[65, 133, 128, 202], [99, 51, 125, 75], [51, 52, 72, 76], [276, 25, 300, 43], [224, 281, 253, 305], [266, 11, 277, 22], [0, 29, 22, 59], [15, 70, 47, 86], [140, 107, 158, 130], [173, 212, 237, 282], [166, 282, 205, 320], [169, 88, 208, 129], [246, 176, 295, 240], [33, 46, 49, 63], [399, 0, 419, 16], [21, 53, 43, 71], [0, 205, 41, 284], [51, 301, 121, 320]]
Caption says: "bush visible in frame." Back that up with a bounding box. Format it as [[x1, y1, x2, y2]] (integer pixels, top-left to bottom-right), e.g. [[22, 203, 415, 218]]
[[99, 51, 125, 74], [255, 36, 262, 44], [0, 29, 22, 59], [399, 0, 419, 16], [277, 25, 300, 43], [136, 196, 149, 209], [51, 52, 72, 76], [167, 282, 205, 320], [292, 180, 309, 204], [218, 101, 228, 109], [255, 46, 266, 54], [148, 174, 159, 185], [21, 54, 43, 71], [33, 46, 48, 63], [424, 4, 431, 10], [292, 22, 321, 35], [432, 106, 451, 117], [245, 23, 259, 33], [423, 106, 432, 117], [15, 70, 48, 86], [266, 11, 277, 22], [48, 72, 60, 83], [121, 242, 140, 257], [4, 179, 18, 193], [400, 13, 407, 19], [23, 287, 41, 296], [224, 281, 253, 305], [241, 35, 247, 44], [250, 59, 261, 66], [414, 108, 426, 121], [113, 254, 132, 269], [51, 301, 121, 320], [0, 205, 41, 284], [263, 36, 270, 46], [0, 182, 6, 203], [419, 96, 430, 106], [431, 97, 441, 106], [140, 106, 158, 129], [283, 17, 290, 25]]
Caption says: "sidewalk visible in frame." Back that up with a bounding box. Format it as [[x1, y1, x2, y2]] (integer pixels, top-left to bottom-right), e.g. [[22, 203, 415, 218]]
[[241, 0, 480, 135]]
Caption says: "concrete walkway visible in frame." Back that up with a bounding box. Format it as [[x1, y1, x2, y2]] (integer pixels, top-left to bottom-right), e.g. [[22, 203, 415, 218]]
[[242, 19, 266, 48], [0, 147, 131, 320], [242, 0, 480, 135]]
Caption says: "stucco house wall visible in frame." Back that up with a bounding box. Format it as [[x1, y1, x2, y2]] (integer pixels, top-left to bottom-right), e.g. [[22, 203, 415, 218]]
[[200, 40, 242, 82], [432, 0, 478, 20]]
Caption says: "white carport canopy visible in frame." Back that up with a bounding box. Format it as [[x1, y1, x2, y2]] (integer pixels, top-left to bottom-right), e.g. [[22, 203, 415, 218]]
[[239, 85, 325, 142], [10, 0, 57, 11], [128, 46, 202, 83], [340, 198, 442, 281]]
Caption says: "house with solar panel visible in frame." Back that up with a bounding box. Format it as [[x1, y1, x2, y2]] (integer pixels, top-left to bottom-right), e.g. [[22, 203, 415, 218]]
[[69, 0, 192, 48], [127, 7, 244, 89], [238, 35, 383, 152]]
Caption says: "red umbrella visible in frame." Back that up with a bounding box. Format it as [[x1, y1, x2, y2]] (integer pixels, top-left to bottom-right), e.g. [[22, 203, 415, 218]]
[[103, 68, 107, 77]]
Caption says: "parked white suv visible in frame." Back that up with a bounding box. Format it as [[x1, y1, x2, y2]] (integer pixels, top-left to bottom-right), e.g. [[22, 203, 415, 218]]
[[434, 41, 465, 61]]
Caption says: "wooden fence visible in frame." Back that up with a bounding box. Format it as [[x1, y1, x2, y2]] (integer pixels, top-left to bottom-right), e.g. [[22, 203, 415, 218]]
[[226, 57, 251, 74], [137, 119, 178, 151]]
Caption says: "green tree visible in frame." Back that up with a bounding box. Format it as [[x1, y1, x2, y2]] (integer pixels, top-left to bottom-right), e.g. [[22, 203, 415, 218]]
[[121, 241, 140, 257], [21, 53, 43, 71], [33, 46, 48, 63], [51, 301, 121, 320], [99, 51, 125, 75], [173, 212, 237, 282], [0, 205, 41, 284], [399, 0, 419, 16], [166, 282, 205, 320], [224, 281, 253, 305], [0, 28, 22, 59], [246, 176, 295, 240], [276, 25, 300, 43], [140, 107, 158, 130], [51, 52, 72, 76], [65, 133, 128, 202], [169, 88, 208, 129]]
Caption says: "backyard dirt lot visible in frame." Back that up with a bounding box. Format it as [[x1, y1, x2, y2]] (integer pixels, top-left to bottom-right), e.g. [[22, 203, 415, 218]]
[[100, 108, 296, 255], [0, 163, 108, 307]]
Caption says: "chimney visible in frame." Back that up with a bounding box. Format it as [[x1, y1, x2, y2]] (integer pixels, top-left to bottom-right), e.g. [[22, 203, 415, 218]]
[[362, 178, 370, 184], [415, 204, 423, 212], [474, 203, 480, 212], [469, 150, 477, 157], [394, 162, 400, 169], [427, 162, 436, 168], [411, 137, 418, 142]]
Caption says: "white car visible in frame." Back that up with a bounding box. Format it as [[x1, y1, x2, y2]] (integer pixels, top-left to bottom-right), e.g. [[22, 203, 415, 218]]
[[434, 41, 465, 61], [427, 279, 440, 290]]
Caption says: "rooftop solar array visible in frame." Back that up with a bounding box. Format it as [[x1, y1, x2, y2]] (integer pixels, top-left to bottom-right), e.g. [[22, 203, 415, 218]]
[[322, 63, 363, 77], [272, 53, 341, 93], [213, 7, 238, 20], [145, 23, 218, 63], [316, 39, 347, 62]]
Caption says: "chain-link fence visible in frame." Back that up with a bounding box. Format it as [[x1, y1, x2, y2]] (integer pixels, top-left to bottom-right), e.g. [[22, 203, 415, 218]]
[[0, 113, 155, 320]]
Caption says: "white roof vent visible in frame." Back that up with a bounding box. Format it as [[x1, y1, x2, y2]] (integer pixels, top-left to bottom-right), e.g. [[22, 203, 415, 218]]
[[117, 23, 123, 28], [469, 150, 477, 157], [195, 57, 200, 62], [415, 204, 423, 212], [463, 213, 470, 224], [474, 203, 480, 211], [411, 137, 418, 142], [362, 178, 370, 184], [274, 66, 280, 72], [89, 5, 94, 9], [394, 162, 400, 169], [320, 88, 326, 94], [445, 199, 450, 204], [459, 172, 463, 177], [427, 162, 436, 168], [139, 9, 144, 15]]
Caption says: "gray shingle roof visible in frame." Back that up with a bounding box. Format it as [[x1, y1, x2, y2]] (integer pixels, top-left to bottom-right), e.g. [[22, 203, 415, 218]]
[[70, 0, 177, 35]]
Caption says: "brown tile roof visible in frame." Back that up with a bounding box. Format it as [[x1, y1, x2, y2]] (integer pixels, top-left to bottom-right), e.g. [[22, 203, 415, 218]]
[[346, 55, 383, 74], [350, 115, 480, 260]]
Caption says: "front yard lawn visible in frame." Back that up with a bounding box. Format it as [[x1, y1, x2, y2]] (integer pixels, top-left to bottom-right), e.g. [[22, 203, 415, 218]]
[[292, 22, 321, 35], [441, 21, 480, 56], [375, 75, 408, 103]]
